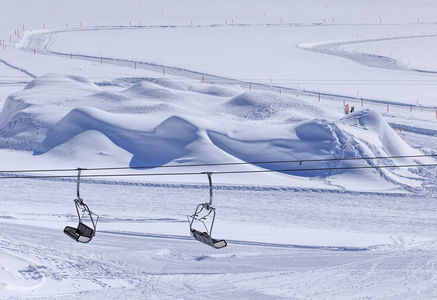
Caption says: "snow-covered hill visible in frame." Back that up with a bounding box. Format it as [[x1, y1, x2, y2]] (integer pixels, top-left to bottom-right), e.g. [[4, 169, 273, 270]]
[[1, 0, 437, 299], [0, 73, 431, 191]]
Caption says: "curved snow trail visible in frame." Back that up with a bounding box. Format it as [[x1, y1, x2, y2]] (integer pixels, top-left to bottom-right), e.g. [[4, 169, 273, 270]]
[[11, 26, 367, 107], [0, 59, 36, 79], [298, 33, 437, 74], [16, 26, 437, 112], [100, 230, 371, 252]]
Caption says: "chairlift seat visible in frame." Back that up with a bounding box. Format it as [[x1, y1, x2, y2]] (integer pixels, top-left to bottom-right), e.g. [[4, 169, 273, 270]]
[[64, 222, 95, 243], [191, 228, 227, 249]]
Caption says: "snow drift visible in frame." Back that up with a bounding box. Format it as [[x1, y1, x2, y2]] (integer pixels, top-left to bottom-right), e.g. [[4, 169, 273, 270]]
[[0, 73, 429, 190]]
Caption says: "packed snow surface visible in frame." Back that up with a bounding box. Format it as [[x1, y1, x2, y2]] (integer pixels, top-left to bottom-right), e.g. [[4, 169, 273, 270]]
[[0, 0, 437, 299]]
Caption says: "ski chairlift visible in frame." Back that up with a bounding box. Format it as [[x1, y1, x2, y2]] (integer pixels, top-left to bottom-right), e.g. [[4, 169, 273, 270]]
[[64, 168, 99, 243], [187, 172, 227, 249]]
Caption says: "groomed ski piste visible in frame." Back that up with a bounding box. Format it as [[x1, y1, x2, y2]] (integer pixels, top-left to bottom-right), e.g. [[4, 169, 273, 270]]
[[1, 1, 437, 299]]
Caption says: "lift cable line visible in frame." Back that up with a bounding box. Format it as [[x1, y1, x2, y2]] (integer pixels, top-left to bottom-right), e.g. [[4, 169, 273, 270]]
[[0, 154, 436, 175], [0, 162, 436, 180]]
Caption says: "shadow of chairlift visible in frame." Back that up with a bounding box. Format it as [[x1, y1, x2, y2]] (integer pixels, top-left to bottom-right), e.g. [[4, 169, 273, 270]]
[[188, 172, 227, 249], [64, 168, 99, 243]]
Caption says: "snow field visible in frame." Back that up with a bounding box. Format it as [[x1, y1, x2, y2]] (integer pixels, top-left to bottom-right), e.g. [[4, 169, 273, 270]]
[[0, 0, 437, 299], [1, 177, 437, 299]]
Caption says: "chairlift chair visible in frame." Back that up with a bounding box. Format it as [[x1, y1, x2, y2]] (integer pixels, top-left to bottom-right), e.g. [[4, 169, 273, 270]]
[[64, 169, 99, 243], [188, 172, 227, 249]]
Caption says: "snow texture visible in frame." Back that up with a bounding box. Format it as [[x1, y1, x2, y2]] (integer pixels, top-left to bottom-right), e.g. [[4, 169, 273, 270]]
[[0, 0, 437, 299]]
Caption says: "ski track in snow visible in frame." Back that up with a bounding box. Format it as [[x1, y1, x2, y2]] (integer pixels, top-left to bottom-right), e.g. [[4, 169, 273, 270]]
[[0, 59, 36, 79], [16, 25, 437, 112], [100, 230, 370, 252], [2, 220, 437, 299], [298, 33, 437, 74]]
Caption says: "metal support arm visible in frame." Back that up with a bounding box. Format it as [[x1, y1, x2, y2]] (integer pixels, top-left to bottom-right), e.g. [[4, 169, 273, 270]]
[[205, 172, 213, 208], [76, 168, 83, 205]]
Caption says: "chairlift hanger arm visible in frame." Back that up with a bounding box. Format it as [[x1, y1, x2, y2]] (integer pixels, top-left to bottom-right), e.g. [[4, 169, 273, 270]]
[[76, 168, 87, 205], [206, 172, 213, 208]]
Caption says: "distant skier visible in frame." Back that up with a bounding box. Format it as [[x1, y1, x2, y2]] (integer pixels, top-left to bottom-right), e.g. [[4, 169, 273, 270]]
[[350, 105, 355, 113]]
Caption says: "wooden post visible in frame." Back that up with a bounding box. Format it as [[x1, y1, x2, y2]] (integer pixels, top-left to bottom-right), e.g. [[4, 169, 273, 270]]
[[70, 52, 72, 59], [249, 82, 251, 91], [387, 104, 389, 112], [361, 98, 363, 106], [134, 62, 136, 69], [279, 88, 281, 94], [101, 57, 102, 64], [11, 141, 13, 151], [163, 67, 165, 76], [410, 104, 412, 112], [318, 93, 320, 102], [202, 75, 204, 83]]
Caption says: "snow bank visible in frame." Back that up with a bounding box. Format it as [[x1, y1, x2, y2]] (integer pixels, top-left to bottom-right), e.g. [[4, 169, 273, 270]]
[[0, 74, 429, 190]]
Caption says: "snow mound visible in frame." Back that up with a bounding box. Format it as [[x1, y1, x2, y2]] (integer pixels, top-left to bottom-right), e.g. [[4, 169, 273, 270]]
[[340, 109, 419, 157], [149, 78, 192, 91], [24, 73, 101, 93], [190, 83, 242, 97], [122, 79, 241, 101], [121, 81, 182, 101], [209, 110, 428, 185], [209, 119, 357, 177], [225, 91, 282, 120], [41, 108, 201, 166], [0, 74, 429, 190], [224, 91, 327, 121], [42, 130, 133, 166]]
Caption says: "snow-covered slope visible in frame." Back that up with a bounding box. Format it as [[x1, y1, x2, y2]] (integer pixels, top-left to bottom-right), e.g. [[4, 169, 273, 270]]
[[1, 0, 437, 299], [0, 73, 429, 191]]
